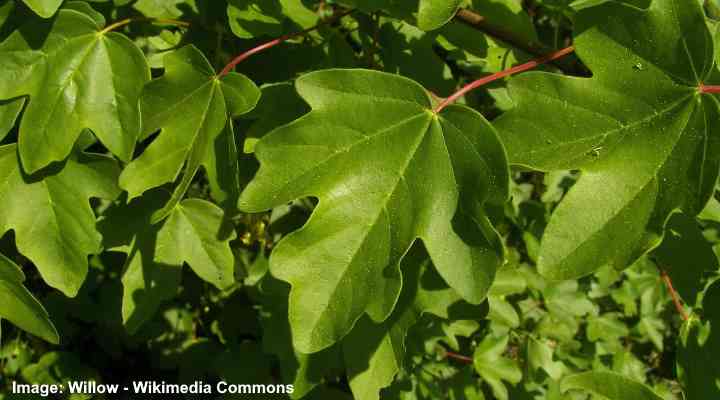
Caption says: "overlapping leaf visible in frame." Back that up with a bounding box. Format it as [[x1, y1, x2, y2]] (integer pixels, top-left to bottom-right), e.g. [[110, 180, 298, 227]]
[[99, 192, 237, 333], [0, 7, 150, 173], [0, 143, 120, 296], [119, 45, 260, 221], [0, 253, 58, 343], [226, 0, 318, 39], [343, 249, 463, 400], [240, 69, 508, 353], [21, 0, 62, 18], [495, 0, 720, 280]]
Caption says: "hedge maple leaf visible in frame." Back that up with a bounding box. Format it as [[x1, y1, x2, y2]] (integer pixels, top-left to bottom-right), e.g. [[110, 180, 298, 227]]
[[119, 45, 260, 221], [99, 191, 237, 333], [495, 0, 720, 280], [240, 69, 508, 352], [0, 144, 121, 296], [0, 7, 149, 173]]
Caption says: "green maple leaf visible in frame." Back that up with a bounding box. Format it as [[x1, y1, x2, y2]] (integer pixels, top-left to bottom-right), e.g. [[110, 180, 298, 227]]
[[0, 144, 121, 296], [21, 0, 62, 18], [495, 0, 720, 280], [257, 277, 344, 399], [100, 191, 237, 333], [561, 371, 664, 400], [0, 253, 59, 343], [343, 249, 462, 400], [119, 45, 260, 221], [239, 69, 508, 353], [0, 7, 150, 173]]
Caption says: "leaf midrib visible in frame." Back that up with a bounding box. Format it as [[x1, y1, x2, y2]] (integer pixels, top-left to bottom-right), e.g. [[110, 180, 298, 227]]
[[298, 113, 434, 347]]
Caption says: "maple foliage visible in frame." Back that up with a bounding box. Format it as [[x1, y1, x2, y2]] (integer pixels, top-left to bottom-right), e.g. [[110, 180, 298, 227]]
[[0, 0, 718, 399]]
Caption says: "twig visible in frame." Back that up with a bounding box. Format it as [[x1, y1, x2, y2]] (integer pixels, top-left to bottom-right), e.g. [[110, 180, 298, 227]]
[[100, 17, 190, 34], [433, 45, 575, 113], [218, 9, 354, 77], [453, 9, 580, 75], [659, 269, 689, 321]]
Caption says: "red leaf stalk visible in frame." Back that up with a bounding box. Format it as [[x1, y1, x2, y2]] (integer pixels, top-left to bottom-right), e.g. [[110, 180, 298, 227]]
[[699, 84, 720, 94], [433, 45, 576, 113], [444, 351, 473, 363], [218, 9, 354, 77], [659, 269, 689, 321]]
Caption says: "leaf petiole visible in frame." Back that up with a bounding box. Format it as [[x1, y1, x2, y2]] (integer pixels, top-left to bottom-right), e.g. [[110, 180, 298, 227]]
[[99, 17, 190, 35], [217, 8, 354, 77], [433, 46, 576, 113]]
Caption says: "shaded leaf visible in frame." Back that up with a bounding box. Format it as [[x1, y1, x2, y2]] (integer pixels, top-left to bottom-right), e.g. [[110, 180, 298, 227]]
[[0, 144, 120, 296], [100, 192, 236, 333], [0, 253, 58, 343], [652, 212, 718, 304]]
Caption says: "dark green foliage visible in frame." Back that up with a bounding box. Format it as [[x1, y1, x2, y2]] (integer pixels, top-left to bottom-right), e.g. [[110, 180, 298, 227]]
[[0, 0, 718, 399]]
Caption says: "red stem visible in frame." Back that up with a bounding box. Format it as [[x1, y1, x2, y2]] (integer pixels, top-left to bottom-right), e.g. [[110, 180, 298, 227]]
[[433, 45, 576, 113], [445, 351, 473, 363], [699, 84, 720, 94], [659, 269, 689, 321], [218, 9, 353, 77]]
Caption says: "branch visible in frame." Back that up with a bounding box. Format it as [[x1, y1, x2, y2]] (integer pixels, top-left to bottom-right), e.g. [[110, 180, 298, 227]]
[[434, 45, 575, 113], [453, 9, 581, 75], [659, 269, 689, 321], [218, 9, 354, 77]]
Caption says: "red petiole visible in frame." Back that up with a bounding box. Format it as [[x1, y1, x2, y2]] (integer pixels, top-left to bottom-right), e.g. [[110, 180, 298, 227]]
[[699, 84, 720, 94], [659, 269, 689, 321], [218, 9, 354, 77], [433, 46, 576, 113]]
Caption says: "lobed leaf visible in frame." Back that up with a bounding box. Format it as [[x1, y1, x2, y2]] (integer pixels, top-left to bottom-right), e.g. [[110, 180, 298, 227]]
[[0, 8, 150, 173], [100, 191, 237, 333], [495, 0, 720, 280], [119, 45, 260, 221], [0, 143, 120, 296], [240, 69, 508, 353]]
